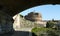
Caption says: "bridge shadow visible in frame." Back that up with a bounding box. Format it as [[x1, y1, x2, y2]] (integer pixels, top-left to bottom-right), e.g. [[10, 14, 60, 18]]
[[0, 30, 37, 36], [12, 31, 30, 36]]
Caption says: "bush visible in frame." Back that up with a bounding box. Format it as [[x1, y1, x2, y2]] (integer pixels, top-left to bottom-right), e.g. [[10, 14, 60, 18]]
[[31, 27, 60, 36], [46, 21, 56, 28]]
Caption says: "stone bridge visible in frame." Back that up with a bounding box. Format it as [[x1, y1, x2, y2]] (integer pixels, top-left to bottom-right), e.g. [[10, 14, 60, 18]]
[[0, 0, 60, 36], [0, 0, 60, 16]]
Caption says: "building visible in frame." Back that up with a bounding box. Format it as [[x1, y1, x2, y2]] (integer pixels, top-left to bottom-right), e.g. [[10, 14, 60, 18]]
[[24, 12, 47, 27], [25, 12, 42, 21]]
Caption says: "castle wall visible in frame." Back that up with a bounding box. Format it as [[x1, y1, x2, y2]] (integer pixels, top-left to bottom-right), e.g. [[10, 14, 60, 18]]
[[25, 12, 42, 21]]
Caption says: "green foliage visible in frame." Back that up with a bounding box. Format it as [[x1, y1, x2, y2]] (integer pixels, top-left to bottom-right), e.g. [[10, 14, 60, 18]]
[[46, 20, 60, 31], [31, 27, 46, 36], [46, 21, 57, 28], [31, 27, 60, 36], [20, 14, 23, 17]]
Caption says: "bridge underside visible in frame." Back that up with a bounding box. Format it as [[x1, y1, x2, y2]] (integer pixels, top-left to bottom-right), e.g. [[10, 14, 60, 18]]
[[0, 0, 60, 35], [0, 0, 60, 16]]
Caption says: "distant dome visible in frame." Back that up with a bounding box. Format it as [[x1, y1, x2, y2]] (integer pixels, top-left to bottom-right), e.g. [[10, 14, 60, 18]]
[[24, 12, 42, 21]]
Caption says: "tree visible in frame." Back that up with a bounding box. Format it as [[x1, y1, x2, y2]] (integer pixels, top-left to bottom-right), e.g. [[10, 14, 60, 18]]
[[46, 21, 56, 28], [31, 27, 59, 36], [20, 14, 23, 17]]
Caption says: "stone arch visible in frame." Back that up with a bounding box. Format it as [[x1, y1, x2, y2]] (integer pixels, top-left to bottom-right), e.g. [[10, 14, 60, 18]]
[[0, 0, 60, 36], [0, 0, 60, 16]]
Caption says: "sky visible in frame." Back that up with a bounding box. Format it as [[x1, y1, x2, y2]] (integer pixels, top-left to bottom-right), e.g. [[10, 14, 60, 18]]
[[20, 4, 60, 20]]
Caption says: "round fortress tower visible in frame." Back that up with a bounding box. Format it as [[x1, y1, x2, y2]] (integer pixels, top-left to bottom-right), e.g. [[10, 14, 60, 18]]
[[25, 12, 42, 21]]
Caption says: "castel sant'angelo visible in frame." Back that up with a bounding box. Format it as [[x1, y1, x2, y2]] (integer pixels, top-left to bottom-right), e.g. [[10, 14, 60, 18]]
[[25, 12, 42, 21], [13, 12, 47, 31], [24, 12, 47, 27]]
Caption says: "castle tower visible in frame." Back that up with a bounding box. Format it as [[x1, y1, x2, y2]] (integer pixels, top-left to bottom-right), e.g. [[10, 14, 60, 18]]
[[25, 12, 42, 21]]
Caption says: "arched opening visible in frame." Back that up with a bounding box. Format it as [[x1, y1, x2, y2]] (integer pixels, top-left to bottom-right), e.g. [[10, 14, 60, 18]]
[[13, 4, 60, 36], [20, 4, 60, 20], [0, 0, 60, 36]]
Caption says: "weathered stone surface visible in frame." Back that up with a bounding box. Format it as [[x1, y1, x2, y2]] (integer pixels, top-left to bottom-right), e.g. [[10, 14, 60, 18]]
[[0, 0, 60, 35], [13, 13, 46, 31], [24, 12, 47, 27], [0, 0, 60, 16], [25, 12, 42, 21], [13, 14, 35, 31], [0, 9, 14, 34]]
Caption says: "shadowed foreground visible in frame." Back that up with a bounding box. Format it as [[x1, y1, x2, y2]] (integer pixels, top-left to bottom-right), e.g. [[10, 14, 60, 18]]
[[0, 31, 31, 36]]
